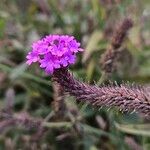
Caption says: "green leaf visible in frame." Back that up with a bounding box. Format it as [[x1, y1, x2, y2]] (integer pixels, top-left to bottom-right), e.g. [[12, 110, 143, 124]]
[[0, 18, 5, 38], [86, 59, 95, 81], [115, 122, 150, 136], [82, 30, 103, 63], [10, 63, 28, 80]]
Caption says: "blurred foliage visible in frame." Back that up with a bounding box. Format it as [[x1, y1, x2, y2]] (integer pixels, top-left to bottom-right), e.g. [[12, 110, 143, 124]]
[[0, 0, 150, 149]]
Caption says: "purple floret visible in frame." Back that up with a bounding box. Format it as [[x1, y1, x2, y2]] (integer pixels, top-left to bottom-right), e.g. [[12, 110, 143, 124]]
[[26, 35, 83, 74]]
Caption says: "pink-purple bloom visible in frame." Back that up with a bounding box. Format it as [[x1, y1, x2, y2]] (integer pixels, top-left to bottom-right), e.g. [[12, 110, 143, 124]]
[[26, 35, 83, 74]]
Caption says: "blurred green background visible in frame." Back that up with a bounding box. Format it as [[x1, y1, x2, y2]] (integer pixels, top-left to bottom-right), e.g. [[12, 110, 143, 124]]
[[0, 0, 150, 149]]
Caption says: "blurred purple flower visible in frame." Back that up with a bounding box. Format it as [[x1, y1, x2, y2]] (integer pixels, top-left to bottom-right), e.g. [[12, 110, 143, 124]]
[[26, 35, 83, 74]]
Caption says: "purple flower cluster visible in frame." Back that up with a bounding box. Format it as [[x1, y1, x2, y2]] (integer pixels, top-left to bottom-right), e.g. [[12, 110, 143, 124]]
[[26, 35, 83, 74]]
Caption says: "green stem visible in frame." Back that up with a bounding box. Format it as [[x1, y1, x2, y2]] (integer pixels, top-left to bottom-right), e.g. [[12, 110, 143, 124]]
[[43, 122, 72, 129], [97, 71, 107, 85]]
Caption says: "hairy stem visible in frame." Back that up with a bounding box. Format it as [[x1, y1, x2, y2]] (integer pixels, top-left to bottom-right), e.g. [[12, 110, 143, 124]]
[[53, 68, 150, 119], [52, 81, 66, 114]]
